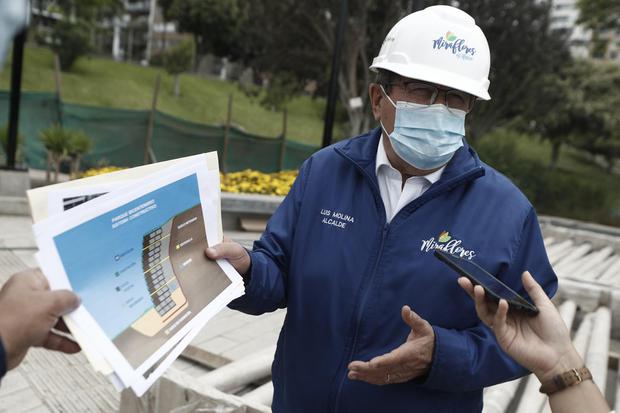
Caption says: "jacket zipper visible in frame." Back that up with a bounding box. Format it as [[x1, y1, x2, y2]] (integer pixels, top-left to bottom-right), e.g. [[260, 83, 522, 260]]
[[333, 223, 389, 413], [330, 147, 387, 413]]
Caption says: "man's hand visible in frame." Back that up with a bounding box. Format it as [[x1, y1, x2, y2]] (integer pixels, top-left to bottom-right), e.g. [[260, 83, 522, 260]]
[[0, 268, 81, 370], [347, 305, 435, 385], [205, 239, 251, 277]]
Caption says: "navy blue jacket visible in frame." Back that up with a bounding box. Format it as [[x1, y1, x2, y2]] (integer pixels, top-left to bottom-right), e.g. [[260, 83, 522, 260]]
[[230, 128, 557, 412]]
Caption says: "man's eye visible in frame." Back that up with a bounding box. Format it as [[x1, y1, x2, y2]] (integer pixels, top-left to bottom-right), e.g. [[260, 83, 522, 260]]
[[408, 87, 434, 101], [447, 93, 468, 108]]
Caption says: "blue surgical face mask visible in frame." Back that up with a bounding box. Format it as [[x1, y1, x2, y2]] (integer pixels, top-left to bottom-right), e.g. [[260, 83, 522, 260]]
[[380, 86, 465, 170]]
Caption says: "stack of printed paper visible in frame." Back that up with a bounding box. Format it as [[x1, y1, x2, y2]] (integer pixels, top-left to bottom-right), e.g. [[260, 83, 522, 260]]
[[27, 153, 245, 396]]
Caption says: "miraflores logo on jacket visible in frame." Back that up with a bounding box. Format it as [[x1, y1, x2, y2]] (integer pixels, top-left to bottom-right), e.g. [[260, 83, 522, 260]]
[[421, 230, 477, 259], [432, 31, 476, 61]]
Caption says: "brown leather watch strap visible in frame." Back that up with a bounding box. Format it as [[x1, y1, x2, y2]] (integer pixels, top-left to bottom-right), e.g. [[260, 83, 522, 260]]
[[539, 366, 592, 395]]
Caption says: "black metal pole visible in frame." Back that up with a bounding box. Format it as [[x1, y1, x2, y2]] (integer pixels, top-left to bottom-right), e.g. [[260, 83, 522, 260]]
[[321, 0, 348, 148], [6, 29, 27, 170]]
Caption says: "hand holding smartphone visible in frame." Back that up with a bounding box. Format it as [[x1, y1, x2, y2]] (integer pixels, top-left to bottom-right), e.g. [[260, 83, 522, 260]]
[[434, 250, 539, 316]]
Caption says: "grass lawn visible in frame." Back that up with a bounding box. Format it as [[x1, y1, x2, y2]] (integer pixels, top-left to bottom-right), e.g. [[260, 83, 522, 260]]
[[0, 46, 343, 146]]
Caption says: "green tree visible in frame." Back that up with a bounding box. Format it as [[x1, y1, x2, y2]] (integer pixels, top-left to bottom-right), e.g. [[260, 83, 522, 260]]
[[447, 0, 570, 140], [237, 0, 409, 136], [577, 0, 620, 58], [168, 0, 249, 59], [163, 38, 195, 96], [521, 63, 590, 169], [237, 0, 569, 140], [160, 0, 177, 20], [50, 20, 92, 71], [578, 0, 620, 30], [570, 61, 620, 173]]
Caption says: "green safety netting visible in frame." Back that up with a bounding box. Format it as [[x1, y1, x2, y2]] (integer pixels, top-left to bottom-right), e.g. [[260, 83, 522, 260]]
[[0, 91, 318, 172], [63, 103, 149, 169], [0, 91, 61, 169], [228, 128, 282, 173], [152, 111, 224, 165]]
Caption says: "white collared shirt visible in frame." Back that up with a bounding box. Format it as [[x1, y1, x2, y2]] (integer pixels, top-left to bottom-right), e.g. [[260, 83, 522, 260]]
[[375, 136, 445, 223]]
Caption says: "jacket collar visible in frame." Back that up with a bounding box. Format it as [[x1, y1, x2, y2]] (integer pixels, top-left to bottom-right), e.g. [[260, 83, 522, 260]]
[[334, 127, 485, 188]]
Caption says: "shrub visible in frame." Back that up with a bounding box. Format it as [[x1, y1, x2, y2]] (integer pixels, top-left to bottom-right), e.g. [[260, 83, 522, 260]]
[[67, 130, 93, 177], [50, 20, 92, 71], [40, 125, 93, 182], [475, 129, 614, 225], [0, 125, 25, 165]]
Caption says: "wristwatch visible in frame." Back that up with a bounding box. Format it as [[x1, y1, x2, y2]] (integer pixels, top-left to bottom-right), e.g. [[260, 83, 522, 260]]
[[539, 366, 592, 395]]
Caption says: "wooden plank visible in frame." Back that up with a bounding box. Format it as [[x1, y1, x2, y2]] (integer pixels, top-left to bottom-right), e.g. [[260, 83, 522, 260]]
[[573, 313, 594, 357], [121, 368, 271, 413], [242, 381, 273, 407], [181, 345, 231, 370], [586, 307, 612, 393], [603, 257, 620, 284], [587, 255, 619, 282], [197, 346, 275, 392], [573, 247, 614, 281], [546, 239, 574, 265], [482, 379, 522, 413], [554, 244, 592, 276]]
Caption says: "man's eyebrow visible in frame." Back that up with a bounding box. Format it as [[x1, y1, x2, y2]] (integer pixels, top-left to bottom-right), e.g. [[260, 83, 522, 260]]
[[401, 80, 461, 91]]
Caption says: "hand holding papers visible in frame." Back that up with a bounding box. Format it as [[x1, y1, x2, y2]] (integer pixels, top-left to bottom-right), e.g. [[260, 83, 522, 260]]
[[28, 153, 245, 396], [0, 268, 81, 370]]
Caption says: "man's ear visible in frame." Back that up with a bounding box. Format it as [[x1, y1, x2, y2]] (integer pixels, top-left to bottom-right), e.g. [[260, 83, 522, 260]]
[[369, 83, 383, 121], [468, 97, 477, 113]]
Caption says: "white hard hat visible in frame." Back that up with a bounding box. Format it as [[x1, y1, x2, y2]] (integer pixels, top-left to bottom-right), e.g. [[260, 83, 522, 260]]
[[370, 5, 491, 100]]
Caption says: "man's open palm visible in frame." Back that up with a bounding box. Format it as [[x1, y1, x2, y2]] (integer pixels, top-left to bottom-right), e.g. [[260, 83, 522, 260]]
[[347, 306, 435, 385]]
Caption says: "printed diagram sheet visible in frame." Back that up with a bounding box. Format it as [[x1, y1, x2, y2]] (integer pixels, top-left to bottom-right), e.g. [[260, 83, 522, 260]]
[[30, 154, 244, 395]]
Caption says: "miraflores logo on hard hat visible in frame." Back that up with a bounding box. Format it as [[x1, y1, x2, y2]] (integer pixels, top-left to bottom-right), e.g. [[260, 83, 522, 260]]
[[432, 31, 476, 61], [445, 32, 457, 42]]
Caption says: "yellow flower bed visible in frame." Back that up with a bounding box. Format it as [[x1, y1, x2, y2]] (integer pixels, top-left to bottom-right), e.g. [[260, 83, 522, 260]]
[[221, 169, 298, 196], [80, 166, 298, 196], [80, 166, 126, 178]]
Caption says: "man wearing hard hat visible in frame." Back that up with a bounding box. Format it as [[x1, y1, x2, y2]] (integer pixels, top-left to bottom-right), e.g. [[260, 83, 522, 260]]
[[208, 5, 557, 412]]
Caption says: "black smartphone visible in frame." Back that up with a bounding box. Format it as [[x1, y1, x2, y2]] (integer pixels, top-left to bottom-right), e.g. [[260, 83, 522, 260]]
[[434, 250, 539, 316]]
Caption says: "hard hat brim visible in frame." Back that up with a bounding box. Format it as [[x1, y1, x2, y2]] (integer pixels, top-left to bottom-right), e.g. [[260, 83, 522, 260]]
[[370, 62, 491, 101]]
